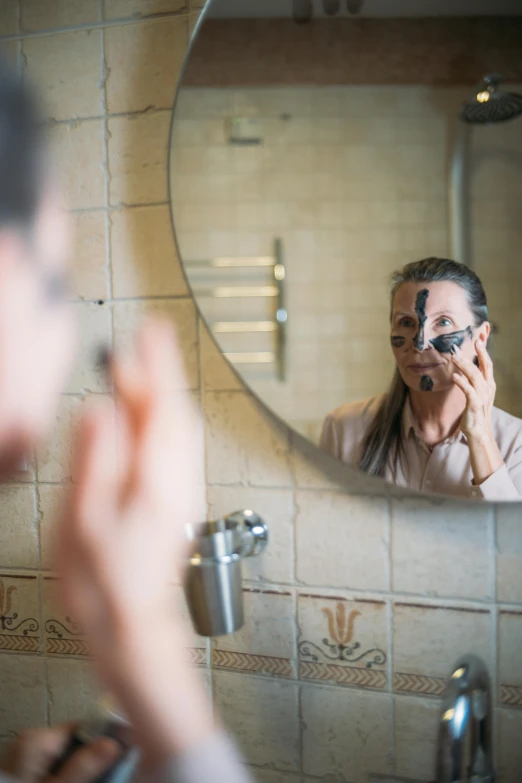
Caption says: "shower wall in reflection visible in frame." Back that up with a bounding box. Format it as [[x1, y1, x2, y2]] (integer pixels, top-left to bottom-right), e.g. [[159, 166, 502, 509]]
[[171, 84, 522, 442]]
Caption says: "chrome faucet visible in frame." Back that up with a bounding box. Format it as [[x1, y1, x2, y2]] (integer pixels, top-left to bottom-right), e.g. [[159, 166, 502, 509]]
[[435, 654, 494, 783]]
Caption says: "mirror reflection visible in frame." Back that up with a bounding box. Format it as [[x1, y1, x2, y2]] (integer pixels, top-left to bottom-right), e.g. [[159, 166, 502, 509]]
[[170, 0, 522, 500]]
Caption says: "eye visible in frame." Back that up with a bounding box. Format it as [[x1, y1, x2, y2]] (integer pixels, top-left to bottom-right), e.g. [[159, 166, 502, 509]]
[[437, 317, 452, 327], [399, 317, 415, 328]]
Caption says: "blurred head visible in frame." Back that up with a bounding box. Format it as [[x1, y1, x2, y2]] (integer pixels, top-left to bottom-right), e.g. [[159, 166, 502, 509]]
[[389, 257, 490, 394], [0, 56, 75, 469]]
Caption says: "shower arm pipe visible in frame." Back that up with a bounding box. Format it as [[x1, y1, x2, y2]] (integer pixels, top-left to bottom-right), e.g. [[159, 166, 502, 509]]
[[448, 121, 472, 269]]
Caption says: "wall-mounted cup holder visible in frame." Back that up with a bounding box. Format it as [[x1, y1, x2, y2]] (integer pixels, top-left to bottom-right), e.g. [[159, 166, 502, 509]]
[[185, 510, 269, 637]]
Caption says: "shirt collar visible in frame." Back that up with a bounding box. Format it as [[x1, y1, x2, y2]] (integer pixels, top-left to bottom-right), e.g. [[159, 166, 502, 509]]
[[402, 394, 467, 446]]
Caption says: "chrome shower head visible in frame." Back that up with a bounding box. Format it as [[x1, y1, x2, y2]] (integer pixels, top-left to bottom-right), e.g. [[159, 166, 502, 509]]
[[461, 74, 522, 124]]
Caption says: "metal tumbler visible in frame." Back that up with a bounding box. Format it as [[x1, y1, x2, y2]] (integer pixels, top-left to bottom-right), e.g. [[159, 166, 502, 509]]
[[185, 510, 268, 637]]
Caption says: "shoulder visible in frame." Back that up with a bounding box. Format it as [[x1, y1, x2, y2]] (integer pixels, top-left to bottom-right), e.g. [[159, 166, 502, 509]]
[[325, 395, 384, 429], [321, 395, 385, 463]]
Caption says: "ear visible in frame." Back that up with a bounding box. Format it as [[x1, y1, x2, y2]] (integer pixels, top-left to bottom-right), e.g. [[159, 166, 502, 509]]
[[477, 321, 491, 344]]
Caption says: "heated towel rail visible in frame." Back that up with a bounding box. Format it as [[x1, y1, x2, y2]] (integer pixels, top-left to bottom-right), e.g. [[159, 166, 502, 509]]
[[184, 238, 287, 381]]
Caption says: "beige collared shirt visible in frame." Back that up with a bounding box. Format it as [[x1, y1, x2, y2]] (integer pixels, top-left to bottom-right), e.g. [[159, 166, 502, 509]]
[[320, 395, 522, 501]]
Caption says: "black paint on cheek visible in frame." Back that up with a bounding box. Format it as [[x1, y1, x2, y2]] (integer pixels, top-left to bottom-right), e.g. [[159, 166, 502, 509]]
[[429, 325, 473, 354], [390, 336, 406, 348], [413, 289, 429, 350], [420, 375, 434, 391]]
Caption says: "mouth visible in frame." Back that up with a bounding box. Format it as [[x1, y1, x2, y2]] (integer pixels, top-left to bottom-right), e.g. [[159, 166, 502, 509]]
[[407, 363, 444, 373]]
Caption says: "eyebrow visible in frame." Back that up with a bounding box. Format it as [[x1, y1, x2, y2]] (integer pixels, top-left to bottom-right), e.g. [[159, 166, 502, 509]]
[[393, 310, 456, 318]]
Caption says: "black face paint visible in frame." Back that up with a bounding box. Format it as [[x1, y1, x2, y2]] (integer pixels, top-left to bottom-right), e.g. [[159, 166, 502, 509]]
[[429, 326, 473, 354], [420, 375, 434, 391], [390, 336, 406, 348], [413, 289, 429, 350]]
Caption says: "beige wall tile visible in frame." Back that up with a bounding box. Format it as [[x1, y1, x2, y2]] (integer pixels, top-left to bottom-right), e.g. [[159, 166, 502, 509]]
[[204, 391, 291, 486], [498, 611, 522, 691], [394, 696, 439, 780], [23, 31, 102, 121], [289, 432, 376, 491], [214, 590, 294, 675], [301, 685, 393, 780], [49, 120, 105, 210], [111, 205, 187, 298], [295, 491, 389, 591], [0, 487, 38, 569], [496, 504, 522, 604], [391, 498, 491, 600], [70, 211, 109, 302], [105, 17, 188, 114], [46, 658, 100, 724], [105, 0, 188, 19], [0, 656, 45, 734], [20, 0, 100, 31], [393, 604, 491, 686], [1, 41, 19, 72], [298, 595, 388, 689], [0, 1, 18, 36], [0, 574, 40, 651], [108, 111, 171, 206], [199, 321, 242, 392], [112, 298, 198, 390], [246, 770, 300, 783], [214, 672, 299, 771], [497, 708, 522, 783], [37, 396, 89, 482], [38, 484, 67, 571], [67, 303, 112, 394], [207, 486, 294, 584]]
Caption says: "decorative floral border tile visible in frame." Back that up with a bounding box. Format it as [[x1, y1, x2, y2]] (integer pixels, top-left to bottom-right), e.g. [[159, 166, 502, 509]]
[[0, 574, 40, 654], [297, 595, 388, 691], [42, 577, 208, 666], [500, 685, 522, 708], [42, 577, 88, 658], [393, 672, 448, 697], [212, 649, 293, 678]]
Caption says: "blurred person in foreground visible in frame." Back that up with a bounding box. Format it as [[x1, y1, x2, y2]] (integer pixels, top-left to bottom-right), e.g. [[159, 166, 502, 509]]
[[0, 57, 251, 783]]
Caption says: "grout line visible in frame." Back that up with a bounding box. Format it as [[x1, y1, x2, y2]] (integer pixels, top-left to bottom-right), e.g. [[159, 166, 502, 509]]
[[100, 22, 113, 305], [0, 8, 191, 42], [48, 108, 172, 126]]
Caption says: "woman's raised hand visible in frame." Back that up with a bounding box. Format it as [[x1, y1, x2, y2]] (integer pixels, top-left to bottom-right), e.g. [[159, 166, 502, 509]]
[[452, 339, 503, 485], [57, 319, 214, 763]]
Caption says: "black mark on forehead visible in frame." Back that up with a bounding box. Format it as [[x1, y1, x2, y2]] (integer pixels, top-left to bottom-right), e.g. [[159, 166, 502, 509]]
[[420, 375, 434, 391], [390, 336, 406, 348], [413, 289, 429, 351], [430, 326, 473, 354]]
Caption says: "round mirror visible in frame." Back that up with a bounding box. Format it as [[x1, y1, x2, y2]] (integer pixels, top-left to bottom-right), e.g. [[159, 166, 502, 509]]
[[170, 0, 522, 501]]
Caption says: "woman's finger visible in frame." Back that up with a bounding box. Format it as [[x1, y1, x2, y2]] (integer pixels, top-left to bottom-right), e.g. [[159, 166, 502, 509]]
[[68, 402, 119, 548], [132, 321, 195, 498], [476, 339, 494, 385], [452, 349, 487, 393], [453, 371, 480, 407]]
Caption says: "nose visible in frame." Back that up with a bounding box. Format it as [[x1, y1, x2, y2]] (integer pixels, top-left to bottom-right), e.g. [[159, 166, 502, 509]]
[[413, 322, 437, 352]]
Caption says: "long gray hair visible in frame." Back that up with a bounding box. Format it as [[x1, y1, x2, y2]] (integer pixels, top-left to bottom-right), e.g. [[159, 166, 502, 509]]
[[359, 257, 489, 477]]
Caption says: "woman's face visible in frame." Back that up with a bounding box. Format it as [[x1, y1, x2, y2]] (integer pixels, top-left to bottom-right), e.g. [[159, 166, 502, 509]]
[[390, 280, 490, 393]]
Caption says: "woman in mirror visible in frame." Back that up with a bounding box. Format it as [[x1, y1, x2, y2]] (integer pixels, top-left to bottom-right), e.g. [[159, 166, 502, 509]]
[[321, 257, 522, 500]]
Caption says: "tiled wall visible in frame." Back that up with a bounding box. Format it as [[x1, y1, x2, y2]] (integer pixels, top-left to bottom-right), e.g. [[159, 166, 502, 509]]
[[172, 85, 522, 441], [0, 3, 521, 783]]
